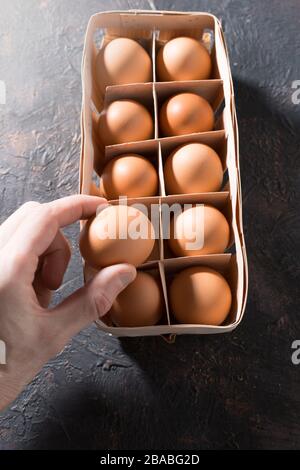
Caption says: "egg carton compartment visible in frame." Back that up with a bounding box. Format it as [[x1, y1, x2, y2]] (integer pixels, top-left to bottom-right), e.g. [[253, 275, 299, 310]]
[[89, 82, 157, 172], [100, 82, 156, 142], [154, 80, 224, 138], [154, 32, 215, 82], [94, 140, 163, 198], [81, 196, 162, 275], [93, 261, 172, 335], [158, 129, 228, 196], [91, 25, 155, 107], [84, 264, 167, 329], [162, 254, 240, 330], [153, 16, 223, 81], [108, 195, 162, 266], [159, 192, 233, 260], [154, 79, 223, 110], [159, 129, 226, 169], [103, 81, 160, 140]]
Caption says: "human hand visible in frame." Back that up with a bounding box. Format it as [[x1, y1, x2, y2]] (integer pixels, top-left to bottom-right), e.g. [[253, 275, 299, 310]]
[[0, 195, 136, 411]]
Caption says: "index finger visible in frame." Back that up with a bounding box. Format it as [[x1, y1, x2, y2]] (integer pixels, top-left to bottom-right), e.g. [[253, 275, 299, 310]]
[[6, 195, 106, 259], [45, 195, 107, 227]]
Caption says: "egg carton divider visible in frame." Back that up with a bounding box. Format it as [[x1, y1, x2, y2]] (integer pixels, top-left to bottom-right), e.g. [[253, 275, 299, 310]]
[[158, 130, 228, 194]]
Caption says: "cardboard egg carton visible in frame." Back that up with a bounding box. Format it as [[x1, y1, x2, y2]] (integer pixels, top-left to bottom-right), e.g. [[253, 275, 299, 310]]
[[80, 10, 248, 337]]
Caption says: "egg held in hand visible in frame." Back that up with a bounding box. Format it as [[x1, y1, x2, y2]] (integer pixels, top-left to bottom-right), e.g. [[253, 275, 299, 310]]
[[157, 36, 212, 82], [98, 99, 153, 146], [168, 205, 230, 257], [110, 271, 163, 327], [95, 37, 152, 91], [164, 142, 223, 195], [100, 154, 158, 199], [159, 92, 214, 137], [170, 266, 232, 325], [80, 205, 155, 268]]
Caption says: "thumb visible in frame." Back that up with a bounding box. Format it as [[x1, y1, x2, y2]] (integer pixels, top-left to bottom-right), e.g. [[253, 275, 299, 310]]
[[51, 263, 136, 340]]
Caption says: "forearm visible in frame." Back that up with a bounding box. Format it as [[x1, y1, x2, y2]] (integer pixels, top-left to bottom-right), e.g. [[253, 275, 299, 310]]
[[0, 336, 50, 412], [0, 196, 135, 412]]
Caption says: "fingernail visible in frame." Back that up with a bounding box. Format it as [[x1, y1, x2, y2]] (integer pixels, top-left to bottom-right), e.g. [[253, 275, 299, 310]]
[[96, 202, 110, 216], [120, 269, 136, 288]]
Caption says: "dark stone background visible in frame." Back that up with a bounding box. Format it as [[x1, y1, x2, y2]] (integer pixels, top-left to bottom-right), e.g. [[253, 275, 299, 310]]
[[0, 0, 299, 450]]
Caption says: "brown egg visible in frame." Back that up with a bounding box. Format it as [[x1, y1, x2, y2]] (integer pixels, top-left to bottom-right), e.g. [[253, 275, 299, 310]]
[[98, 99, 153, 146], [95, 37, 152, 92], [80, 205, 155, 268], [164, 143, 223, 194], [110, 272, 163, 327], [170, 266, 232, 325], [159, 93, 214, 136], [157, 37, 212, 81], [100, 154, 158, 199], [168, 205, 230, 256]]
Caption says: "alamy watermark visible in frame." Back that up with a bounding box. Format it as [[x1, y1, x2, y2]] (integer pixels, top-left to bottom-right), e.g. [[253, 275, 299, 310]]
[[0, 80, 6, 105], [291, 80, 300, 104], [291, 340, 300, 365], [0, 340, 6, 364], [95, 198, 205, 251]]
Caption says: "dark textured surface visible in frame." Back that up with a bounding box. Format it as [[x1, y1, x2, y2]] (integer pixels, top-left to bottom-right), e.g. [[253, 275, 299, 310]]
[[0, 0, 299, 450]]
